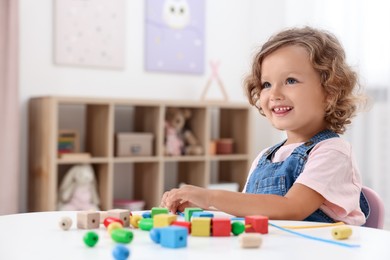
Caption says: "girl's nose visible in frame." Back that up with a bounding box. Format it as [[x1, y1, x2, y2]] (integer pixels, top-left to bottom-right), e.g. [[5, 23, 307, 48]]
[[269, 85, 284, 101]]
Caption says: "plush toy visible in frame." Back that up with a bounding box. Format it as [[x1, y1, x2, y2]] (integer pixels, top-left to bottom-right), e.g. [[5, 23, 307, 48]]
[[164, 107, 203, 156], [57, 164, 100, 211]]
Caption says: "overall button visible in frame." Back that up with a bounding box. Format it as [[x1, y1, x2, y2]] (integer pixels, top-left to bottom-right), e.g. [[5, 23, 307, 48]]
[[304, 141, 313, 146]]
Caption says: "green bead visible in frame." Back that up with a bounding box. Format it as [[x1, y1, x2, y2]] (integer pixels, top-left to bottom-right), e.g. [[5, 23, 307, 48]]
[[139, 218, 154, 231], [231, 221, 245, 236], [111, 228, 134, 244], [83, 231, 99, 247]]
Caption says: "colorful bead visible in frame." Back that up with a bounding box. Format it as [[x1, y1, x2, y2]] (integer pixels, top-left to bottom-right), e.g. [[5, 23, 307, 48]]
[[107, 222, 123, 235], [231, 221, 245, 236], [130, 215, 142, 228], [83, 231, 99, 247], [142, 212, 152, 218], [139, 218, 154, 231], [332, 226, 352, 240], [111, 229, 134, 244], [103, 217, 124, 228], [149, 228, 161, 244], [112, 244, 130, 260]]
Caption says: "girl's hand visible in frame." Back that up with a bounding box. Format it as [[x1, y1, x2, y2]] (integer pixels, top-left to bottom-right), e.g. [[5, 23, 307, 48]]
[[160, 185, 211, 213]]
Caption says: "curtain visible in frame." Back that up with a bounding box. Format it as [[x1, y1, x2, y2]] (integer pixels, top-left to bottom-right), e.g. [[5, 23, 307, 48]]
[[0, 0, 19, 215], [283, 0, 390, 229]]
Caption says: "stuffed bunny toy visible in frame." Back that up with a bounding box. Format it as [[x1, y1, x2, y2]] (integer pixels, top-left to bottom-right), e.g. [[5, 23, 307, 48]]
[[57, 164, 100, 211]]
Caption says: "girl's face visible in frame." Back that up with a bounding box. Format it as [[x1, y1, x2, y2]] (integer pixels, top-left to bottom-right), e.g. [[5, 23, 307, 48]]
[[259, 45, 327, 143]]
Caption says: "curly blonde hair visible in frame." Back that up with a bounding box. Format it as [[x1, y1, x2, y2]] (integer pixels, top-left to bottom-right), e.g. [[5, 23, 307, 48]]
[[244, 26, 364, 134]]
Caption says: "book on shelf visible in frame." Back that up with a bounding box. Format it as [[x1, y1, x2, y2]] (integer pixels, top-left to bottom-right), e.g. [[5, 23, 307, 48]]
[[60, 153, 91, 160]]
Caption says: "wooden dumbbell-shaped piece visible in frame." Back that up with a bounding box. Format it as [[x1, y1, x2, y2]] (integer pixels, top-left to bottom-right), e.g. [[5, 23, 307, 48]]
[[238, 233, 263, 248]]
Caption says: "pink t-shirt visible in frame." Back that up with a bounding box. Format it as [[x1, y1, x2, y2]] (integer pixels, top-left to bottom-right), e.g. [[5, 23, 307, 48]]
[[243, 138, 366, 226]]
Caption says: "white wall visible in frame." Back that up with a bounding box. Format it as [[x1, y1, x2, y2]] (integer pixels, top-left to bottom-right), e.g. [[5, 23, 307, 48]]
[[19, 0, 285, 211]]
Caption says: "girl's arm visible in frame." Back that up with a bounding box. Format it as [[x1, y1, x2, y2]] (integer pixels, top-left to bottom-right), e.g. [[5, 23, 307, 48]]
[[161, 183, 325, 220]]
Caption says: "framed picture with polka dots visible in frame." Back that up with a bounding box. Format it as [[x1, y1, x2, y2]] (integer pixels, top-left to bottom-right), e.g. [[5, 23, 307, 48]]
[[145, 0, 205, 74], [54, 0, 126, 69]]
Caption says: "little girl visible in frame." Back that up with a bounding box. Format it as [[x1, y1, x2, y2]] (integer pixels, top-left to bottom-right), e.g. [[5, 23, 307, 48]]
[[160, 26, 369, 225]]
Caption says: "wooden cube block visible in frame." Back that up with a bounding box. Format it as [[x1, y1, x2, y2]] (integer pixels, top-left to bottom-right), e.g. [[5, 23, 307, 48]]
[[99, 211, 108, 224], [108, 209, 130, 227], [192, 212, 214, 218], [153, 214, 177, 228], [160, 226, 188, 248], [151, 207, 169, 218], [77, 211, 100, 229], [238, 233, 263, 248], [184, 208, 203, 222], [212, 218, 231, 237], [191, 217, 211, 236], [171, 221, 191, 234], [245, 215, 268, 234]]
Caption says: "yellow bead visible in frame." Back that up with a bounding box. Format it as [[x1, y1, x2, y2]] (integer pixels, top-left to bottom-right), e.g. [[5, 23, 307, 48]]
[[331, 226, 352, 240], [107, 222, 123, 234], [130, 215, 143, 228]]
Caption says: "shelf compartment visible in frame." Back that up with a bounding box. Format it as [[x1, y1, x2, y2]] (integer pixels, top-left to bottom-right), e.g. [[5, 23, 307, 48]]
[[114, 105, 161, 157], [164, 161, 208, 191], [113, 162, 162, 209], [209, 160, 249, 192], [57, 163, 111, 211], [57, 103, 111, 158]]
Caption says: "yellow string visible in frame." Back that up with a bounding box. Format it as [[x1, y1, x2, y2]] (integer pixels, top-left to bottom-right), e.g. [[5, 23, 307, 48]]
[[279, 222, 345, 229]]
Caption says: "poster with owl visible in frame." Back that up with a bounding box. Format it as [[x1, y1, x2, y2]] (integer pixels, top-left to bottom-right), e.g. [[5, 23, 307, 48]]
[[145, 0, 205, 74]]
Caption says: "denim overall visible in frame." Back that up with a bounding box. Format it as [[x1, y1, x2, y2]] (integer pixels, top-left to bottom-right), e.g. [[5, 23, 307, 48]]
[[245, 129, 370, 223]]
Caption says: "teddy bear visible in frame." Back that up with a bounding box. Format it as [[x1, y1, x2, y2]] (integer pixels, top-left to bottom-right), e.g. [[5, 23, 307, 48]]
[[57, 164, 100, 211], [164, 107, 203, 156]]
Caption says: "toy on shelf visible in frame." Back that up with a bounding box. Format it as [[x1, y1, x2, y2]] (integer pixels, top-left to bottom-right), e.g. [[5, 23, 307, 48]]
[[164, 108, 202, 156], [57, 164, 100, 211]]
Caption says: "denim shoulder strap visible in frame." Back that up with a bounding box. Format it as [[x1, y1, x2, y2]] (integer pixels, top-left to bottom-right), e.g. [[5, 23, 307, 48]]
[[291, 129, 339, 156]]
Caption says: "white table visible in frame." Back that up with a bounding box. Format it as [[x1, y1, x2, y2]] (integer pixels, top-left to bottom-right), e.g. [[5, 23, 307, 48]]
[[0, 211, 389, 259]]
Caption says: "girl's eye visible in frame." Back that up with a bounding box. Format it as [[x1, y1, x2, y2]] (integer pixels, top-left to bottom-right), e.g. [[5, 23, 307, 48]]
[[286, 78, 297, 85], [262, 82, 271, 89]]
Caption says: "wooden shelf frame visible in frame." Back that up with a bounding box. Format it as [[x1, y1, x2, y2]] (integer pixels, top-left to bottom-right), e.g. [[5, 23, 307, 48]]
[[28, 96, 251, 211]]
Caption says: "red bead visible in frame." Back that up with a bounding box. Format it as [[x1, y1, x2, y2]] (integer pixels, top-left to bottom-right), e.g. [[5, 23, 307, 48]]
[[104, 216, 124, 228]]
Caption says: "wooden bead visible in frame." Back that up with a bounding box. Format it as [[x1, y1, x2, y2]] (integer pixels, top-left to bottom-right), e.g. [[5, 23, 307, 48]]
[[103, 217, 123, 228], [130, 215, 142, 228], [83, 231, 99, 247], [112, 244, 130, 260], [111, 229, 134, 244], [231, 221, 245, 236], [59, 216, 72, 231], [332, 226, 352, 240], [107, 222, 123, 235], [238, 233, 263, 248]]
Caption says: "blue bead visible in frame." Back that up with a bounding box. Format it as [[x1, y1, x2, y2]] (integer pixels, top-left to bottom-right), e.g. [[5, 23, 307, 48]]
[[112, 244, 130, 260], [142, 212, 152, 218], [149, 228, 161, 244]]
